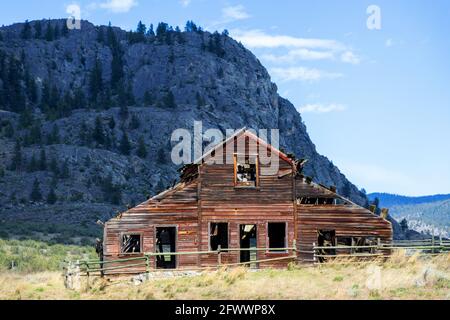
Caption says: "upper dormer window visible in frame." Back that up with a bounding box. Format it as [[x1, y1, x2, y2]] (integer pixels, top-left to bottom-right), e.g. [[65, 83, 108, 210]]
[[234, 154, 259, 187]]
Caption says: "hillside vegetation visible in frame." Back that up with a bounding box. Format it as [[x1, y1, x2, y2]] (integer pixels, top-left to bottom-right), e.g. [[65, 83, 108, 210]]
[[0, 19, 368, 241], [0, 239, 96, 273]]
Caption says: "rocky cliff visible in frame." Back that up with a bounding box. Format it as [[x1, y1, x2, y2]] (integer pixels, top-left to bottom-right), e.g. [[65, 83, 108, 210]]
[[0, 19, 369, 243]]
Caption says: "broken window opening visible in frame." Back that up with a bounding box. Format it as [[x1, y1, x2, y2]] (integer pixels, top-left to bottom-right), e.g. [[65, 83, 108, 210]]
[[299, 197, 348, 205], [210, 223, 229, 251], [317, 230, 336, 263], [156, 227, 177, 269], [235, 154, 258, 187], [268, 222, 287, 252], [240, 224, 257, 267], [336, 236, 377, 254], [121, 234, 141, 254]]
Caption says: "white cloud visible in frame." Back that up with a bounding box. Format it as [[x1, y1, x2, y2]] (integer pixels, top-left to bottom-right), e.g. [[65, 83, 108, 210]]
[[99, 0, 137, 13], [231, 29, 345, 50], [180, 0, 191, 7], [262, 48, 335, 64], [222, 5, 251, 21], [271, 67, 343, 82], [340, 51, 360, 64], [297, 103, 347, 114]]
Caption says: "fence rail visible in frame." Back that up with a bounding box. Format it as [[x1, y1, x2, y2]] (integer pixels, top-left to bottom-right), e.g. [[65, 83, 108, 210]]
[[63, 239, 450, 286], [312, 237, 450, 263]]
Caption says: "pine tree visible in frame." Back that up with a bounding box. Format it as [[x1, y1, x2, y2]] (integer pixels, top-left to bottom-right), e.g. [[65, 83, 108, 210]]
[[49, 156, 60, 177], [147, 24, 155, 36], [92, 116, 105, 145], [101, 173, 122, 205], [400, 218, 408, 232], [61, 22, 69, 37], [144, 91, 154, 106], [29, 124, 42, 145], [54, 24, 60, 39], [21, 20, 32, 39], [119, 131, 131, 155], [30, 178, 42, 202], [119, 104, 129, 120], [10, 139, 22, 171], [46, 187, 57, 204], [34, 21, 42, 39], [135, 21, 147, 42], [157, 148, 166, 164], [39, 148, 47, 171], [163, 90, 176, 108], [60, 159, 70, 179], [136, 136, 147, 158], [47, 124, 61, 145], [73, 87, 87, 109], [108, 117, 116, 129], [89, 58, 103, 103], [130, 114, 140, 129], [45, 23, 54, 41], [27, 153, 39, 172], [97, 27, 105, 43]]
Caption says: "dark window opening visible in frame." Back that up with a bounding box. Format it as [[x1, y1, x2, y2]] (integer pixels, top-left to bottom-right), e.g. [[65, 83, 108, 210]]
[[156, 227, 176, 269], [121, 234, 141, 254], [299, 197, 348, 205], [240, 224, 257, 266], [235, 155, 258, 187], [268, 223, 286, 252], [336, 236, 377, 254], [317, 230, 336, 263], [210, 223, 229, 251]]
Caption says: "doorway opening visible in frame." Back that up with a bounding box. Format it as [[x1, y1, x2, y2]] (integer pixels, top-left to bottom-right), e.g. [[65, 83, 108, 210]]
[[156, 227, 177, 269], [240, 224, 257, 267]]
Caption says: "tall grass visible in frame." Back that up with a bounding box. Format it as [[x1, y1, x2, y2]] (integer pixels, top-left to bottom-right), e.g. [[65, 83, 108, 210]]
[[0, 239, 96, 273], [0, 246, 448, 300]]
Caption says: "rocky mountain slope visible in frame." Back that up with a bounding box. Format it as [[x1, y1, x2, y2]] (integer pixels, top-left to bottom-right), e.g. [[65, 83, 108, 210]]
[[0, 19, 371, 243]]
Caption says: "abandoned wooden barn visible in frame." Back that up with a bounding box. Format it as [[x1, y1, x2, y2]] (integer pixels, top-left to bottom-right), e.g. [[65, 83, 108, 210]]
[[102, 128, 392, 273]]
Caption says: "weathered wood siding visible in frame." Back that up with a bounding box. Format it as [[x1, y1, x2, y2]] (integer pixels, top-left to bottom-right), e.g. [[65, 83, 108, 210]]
[[103, 181, 199, 274], [199, 134, 295, 268], [295, 180, 392, 262]]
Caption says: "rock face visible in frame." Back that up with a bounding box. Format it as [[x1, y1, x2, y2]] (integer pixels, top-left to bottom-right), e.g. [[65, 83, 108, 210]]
[[0, 19, 369, 242]]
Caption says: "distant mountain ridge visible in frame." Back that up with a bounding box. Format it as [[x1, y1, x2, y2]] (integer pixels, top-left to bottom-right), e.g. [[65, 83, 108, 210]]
[[368, 193, 450, 238], [368, 193, 450, 208]]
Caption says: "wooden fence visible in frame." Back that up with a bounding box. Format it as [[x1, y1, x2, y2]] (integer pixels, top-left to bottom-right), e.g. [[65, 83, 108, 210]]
[[312, 237, 450, 263], [63, 238, 450, 286]]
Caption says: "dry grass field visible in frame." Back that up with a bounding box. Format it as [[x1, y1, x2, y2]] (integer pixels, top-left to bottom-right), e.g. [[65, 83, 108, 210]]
[[1, 251, 449, 300]]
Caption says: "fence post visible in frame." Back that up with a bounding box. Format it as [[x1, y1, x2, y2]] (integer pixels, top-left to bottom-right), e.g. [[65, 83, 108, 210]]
[[432, 236, 435, 254], [146, 254, 150, 274], [293, 239, 297, 255], [312, 242, 316, 263], [217, 245, 222, 267]]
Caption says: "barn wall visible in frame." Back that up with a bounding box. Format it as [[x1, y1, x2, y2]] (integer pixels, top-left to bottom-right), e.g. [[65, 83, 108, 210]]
[[103, 181, 199, 274], [296, 205, 393, 262], [198, 134, 296, 268]]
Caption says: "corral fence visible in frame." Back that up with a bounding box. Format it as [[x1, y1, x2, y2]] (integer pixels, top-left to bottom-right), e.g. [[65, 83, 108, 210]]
[[63, 238, 450, 289], [313, 237, 450, 263]]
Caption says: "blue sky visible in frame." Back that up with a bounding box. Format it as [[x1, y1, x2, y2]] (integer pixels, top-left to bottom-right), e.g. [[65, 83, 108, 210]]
[[2, 0, 450, 196]]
